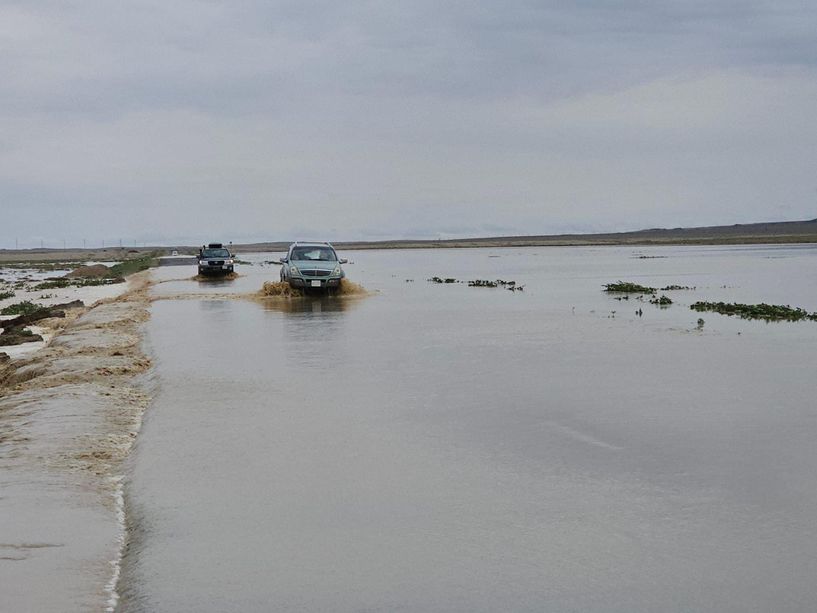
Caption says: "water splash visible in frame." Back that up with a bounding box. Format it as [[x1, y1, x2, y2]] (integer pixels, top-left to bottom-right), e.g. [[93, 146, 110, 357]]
[[259, 279, 368, 298]]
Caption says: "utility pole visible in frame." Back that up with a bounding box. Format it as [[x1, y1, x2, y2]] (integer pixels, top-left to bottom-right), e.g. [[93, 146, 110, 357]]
[[83, 238, 86, 249]]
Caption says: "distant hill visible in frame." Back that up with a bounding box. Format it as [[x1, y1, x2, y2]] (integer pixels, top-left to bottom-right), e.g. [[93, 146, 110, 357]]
[[236, 218, 817, 251], [3, 219, 817, 262]]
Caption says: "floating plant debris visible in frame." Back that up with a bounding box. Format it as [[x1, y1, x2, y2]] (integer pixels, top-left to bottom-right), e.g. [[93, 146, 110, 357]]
[[468, 279, 524, 291], [690, 302, 817, 322], [649, 295, 673, 306], [603, 281, 656, 294]]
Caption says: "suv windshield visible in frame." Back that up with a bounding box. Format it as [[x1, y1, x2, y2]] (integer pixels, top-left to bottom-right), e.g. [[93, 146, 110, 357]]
[[291, 246, 337, 262], [202, 248, 230, 258]]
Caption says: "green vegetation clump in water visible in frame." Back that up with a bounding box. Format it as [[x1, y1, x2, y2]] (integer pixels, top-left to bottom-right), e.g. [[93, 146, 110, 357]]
[[603, 281, 656, 294], [661, 285, 694, 291], [1, 300, 43, 316], [690, 301, 817, 322], [0, 290, 15, 300], [108, 253, 158, 277], [33, 277, 125, 290], [650, 295, 673, 306], [0, 261, 86, 271], [428, 277, 459, 284]]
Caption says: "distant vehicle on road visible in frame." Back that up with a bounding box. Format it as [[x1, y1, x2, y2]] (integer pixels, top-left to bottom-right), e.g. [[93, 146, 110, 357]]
[[198, 243, 235, 276], [280, 242, 346, 291]]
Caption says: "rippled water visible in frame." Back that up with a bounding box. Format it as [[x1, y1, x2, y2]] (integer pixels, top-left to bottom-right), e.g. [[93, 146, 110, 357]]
[[120, 245, 817, 612]]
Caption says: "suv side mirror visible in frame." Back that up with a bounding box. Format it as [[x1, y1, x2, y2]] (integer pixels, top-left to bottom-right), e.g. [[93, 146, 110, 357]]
[[339, 258, 348, 264], [279, 258, 288, 264]]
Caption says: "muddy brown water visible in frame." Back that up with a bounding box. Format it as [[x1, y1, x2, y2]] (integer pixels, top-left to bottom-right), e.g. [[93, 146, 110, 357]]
[[119, 245, 817, 612]]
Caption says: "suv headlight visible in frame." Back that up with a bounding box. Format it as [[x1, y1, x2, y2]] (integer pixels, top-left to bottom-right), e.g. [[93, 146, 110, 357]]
[[226, 259, 234, 264], [290, 266, 299, 275], [332, 265, 341, 275]]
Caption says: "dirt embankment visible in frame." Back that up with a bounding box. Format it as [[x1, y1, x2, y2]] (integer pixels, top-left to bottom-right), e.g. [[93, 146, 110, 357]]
[[66, 264, 111, 279], [0, 271, 153, 612], [0, 300, 84, 347]]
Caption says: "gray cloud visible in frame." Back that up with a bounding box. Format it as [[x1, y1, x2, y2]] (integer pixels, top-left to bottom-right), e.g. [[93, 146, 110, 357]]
[[1, 1, 816, 247]]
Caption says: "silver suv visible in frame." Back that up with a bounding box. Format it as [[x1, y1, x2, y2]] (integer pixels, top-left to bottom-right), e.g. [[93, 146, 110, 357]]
[[280, 242, 346, 291]]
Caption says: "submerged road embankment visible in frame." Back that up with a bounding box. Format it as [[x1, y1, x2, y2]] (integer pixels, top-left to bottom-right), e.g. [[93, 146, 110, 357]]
[[0, 273, 153, 612]]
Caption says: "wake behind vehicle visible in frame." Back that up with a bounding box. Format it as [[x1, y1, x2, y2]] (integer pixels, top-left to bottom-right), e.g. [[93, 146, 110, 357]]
[[280, 242, 347, 291], [198, 243, 235, 276]]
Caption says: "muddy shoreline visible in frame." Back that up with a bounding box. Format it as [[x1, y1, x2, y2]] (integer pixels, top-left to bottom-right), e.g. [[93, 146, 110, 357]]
[[0, 272, 153, 612], [0, 269, 369, 611]]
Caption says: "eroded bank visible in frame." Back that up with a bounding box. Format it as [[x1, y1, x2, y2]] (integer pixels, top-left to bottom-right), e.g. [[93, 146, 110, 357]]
[[0, 272, 153, 612]]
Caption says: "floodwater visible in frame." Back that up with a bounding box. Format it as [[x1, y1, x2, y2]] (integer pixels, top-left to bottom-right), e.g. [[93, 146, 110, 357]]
[[120, 245, 817, 612]]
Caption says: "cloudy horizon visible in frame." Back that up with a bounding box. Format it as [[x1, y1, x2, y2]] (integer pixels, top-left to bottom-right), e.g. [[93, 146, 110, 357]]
[[2, 1, 816, 249]]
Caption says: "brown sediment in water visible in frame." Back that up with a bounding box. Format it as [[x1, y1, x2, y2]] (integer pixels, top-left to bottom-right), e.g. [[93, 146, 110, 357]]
[[260, 281, 304, 298], [0, 270, 154, 611], [192, 272, 240, 281], [1, 271, 153, 477], [335, 279, 368, 296], [259, 278, 368, 298]]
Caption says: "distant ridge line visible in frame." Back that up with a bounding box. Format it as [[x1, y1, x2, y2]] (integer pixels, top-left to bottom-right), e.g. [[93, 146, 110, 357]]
[[2, 219, 817, 257], [237, 218, 817, 251]]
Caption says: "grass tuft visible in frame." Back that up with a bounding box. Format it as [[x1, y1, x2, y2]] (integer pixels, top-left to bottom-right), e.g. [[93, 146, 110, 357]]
[[1, 300, 43, 316], [107, 253, 158, 278]]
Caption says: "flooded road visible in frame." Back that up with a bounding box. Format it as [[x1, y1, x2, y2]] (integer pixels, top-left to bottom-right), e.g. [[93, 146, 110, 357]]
[[120, 245, 817, 612]]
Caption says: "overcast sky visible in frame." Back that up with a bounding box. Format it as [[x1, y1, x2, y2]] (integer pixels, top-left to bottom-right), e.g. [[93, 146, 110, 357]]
[[2, 1, 816, 247]]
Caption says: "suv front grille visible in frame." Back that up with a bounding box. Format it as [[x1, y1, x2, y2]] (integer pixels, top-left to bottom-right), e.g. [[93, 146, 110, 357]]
[[302, 269, 332, 277]]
